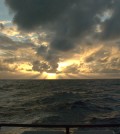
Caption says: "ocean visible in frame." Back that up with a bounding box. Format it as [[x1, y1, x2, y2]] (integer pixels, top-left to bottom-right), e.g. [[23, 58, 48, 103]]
[[0, 79, 120, 134]]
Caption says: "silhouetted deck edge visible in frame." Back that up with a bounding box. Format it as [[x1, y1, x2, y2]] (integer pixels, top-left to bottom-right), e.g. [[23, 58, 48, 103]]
[[0, 124, 120, 134]]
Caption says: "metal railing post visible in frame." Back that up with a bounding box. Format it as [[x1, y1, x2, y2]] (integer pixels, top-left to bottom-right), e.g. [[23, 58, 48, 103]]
[[66, 127, 70, 134]]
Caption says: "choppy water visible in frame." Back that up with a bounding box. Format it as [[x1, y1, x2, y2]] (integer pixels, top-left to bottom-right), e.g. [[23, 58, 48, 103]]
[[0, 79, 120, 133]]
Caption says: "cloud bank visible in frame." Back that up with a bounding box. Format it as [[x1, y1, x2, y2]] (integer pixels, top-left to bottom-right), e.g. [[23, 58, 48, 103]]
[[0, 0, 119, 78]]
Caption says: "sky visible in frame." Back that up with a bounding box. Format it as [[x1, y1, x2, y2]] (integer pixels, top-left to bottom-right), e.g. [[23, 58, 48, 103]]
[[0, 0, 120, 79]]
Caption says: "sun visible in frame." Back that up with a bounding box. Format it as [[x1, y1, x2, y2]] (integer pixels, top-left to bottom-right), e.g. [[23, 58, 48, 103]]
[[47, 73, 57, 79], [43, 72, 57, 79]]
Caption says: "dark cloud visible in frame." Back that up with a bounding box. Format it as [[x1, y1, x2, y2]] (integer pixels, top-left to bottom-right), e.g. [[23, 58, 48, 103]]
[[37, 45, 48, 58], [32, 60, 50, 73], [102, 0, 120, 40], [37, 46, 59, 73], [5, 0, 74, 30], [49, 0, 113, 51], [6, 0, 114, 52], [51, 37, 74, 51]]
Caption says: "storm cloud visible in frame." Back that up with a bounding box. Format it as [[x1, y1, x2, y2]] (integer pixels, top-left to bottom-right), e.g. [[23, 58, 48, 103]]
[[6, 0, 117, 52], [5, 0, 74, 30]]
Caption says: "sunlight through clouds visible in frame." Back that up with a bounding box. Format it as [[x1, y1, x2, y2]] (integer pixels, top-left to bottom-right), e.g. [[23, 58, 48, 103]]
[[0, 0, 120, 79]]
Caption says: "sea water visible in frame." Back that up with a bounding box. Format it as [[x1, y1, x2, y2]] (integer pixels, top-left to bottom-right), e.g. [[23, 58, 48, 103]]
[[0, 79, 120, 133]]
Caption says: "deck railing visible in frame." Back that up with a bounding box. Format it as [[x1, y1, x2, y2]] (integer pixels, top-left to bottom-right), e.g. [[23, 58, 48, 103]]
[[0, 124, 120, 134]]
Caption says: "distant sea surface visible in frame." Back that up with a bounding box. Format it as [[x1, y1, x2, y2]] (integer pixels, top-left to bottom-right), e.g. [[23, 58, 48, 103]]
[[0, 79, 120, 133]]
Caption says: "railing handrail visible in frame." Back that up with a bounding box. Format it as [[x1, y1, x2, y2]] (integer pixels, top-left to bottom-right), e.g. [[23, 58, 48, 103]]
[[1, 123, 120, 134], [1, 123, 120, 127]]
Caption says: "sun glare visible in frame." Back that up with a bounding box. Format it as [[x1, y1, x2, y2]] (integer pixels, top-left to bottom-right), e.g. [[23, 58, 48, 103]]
[[43, 72, 57, 79], [47, 73, 57, 79]]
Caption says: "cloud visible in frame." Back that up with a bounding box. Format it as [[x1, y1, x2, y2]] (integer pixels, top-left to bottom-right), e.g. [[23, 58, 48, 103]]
[[51, 37, 74, 51], [5, 0, 74, 30], [83, 45, 120, 74], [62, 64, 80, 74], [36, 45, 59, 72], [0, 34, 34, 51], [0, 23, 4, 30], [0, 34, 14, 45], [0, 71, 40, 79], [5, 0, 115, 51], [0, 60, 17, 72], [102, 0, 120, 40], [2, 0, 120, 78], [32, 60, 50, 73]]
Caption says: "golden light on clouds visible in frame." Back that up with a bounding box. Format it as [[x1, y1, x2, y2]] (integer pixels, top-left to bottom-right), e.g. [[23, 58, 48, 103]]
[[0, 20, 120, 79], [17, 63, 32, 72], [57, 62, 71, 72], [1, 25, 20, 37], [1, 0, 120, 79]]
